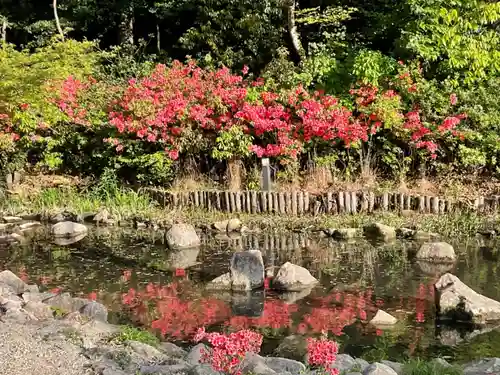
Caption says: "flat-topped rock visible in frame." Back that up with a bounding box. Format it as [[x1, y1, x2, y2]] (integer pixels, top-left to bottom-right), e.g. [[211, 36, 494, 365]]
[[272, 262, 318, 292]]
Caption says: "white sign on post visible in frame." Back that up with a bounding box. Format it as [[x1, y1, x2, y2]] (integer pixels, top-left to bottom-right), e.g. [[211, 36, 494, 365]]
[[261, 158, 271, 191]]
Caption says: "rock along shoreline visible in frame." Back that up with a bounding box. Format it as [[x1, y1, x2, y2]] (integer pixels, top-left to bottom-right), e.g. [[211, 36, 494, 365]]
[[1, 270, 500, 375]]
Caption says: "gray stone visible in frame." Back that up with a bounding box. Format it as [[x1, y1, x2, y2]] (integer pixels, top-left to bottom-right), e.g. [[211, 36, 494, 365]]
[[273, 262, 318, 292], [80, 300, 108, 322], [187, 344, 209, 366], [436, 273, 500, 324], [369, 310, 398, 326], [166, 224, 201, 249], [274, 335, 307, 361], [51, 221, 88, 237], [363, 363, 398, 375], [0, 270, 29, 294], [167, 248, 201, 269], [227, 218, 242, 232], [190, 364, 221, 375], [26, 284, 39, 293], [23, 291, 54, 303], [332, 228, 358, 240], [23, 301, 54, 320], [3, 216, 22, 223], [241, 352, 275, 375], [94, 208, 111, 224], [265, 357, 305, 375], [102, 369, 130, 375], [53, 232, 88, 245], [140, 363, 191, 375], [355, 358, 370, 371], [413, 230, 440, 241], [3, 307, 37, 323], [416, 242, 456, 261], [395, 227, 415, 239], [230, 250, 265, 291], [463, 358, 500, 375], [159, 342, 187, 358], [128, 340, 164, 360], [213, 220, 229, 232], [363, 223, 396, 242], [380, 360, 402, 375], [19, 221, 42, 231], [206, 273, 232, 290], [42, 293, 89, 313], [415, 260, 454, 276], [331, 354, 357, 372], [430, 358, 451, 368]]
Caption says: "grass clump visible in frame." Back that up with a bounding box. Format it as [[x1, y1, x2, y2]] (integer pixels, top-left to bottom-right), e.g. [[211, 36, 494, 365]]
[[402, 359, 463, 375], [112, 326, 160, 347]]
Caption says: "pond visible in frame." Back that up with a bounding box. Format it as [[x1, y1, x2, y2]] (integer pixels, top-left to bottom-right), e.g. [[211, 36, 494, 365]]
[[1, 226, 500, 364]]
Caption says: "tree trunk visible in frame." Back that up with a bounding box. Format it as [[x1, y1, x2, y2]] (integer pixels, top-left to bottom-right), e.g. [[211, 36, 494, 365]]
[[1, 18, 6, 44], [228, 157, 242, 191], [286, 0, 304, 61], [53, 0, 64, 39], [156, 22, 161, 54], [119, 4, 134, 45]]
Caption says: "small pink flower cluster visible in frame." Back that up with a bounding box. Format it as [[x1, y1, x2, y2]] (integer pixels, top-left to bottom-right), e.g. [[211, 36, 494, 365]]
[[306, 337, 340, 375], [194, 327, 263, 375]]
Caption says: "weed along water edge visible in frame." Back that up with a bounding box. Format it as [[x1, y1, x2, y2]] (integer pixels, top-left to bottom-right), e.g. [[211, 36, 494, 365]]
[[1, 219, 500, 374]]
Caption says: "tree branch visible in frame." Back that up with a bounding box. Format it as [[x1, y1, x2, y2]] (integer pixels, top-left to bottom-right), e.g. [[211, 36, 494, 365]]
[[53, 0, 64, 39]]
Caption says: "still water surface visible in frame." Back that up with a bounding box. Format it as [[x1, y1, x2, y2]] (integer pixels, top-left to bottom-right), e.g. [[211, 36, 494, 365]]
[[1, 226, 500, 364]]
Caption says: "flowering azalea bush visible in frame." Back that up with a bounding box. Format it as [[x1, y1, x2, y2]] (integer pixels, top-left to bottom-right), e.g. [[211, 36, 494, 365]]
[[193, 328, 263, 375], [307, 337, 340, 375]]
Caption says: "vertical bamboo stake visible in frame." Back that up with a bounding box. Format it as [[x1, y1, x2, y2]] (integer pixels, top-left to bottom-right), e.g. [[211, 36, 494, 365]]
[[424, 196, 431, 213], [405, 195, 412, 210], [285, 192, 292, 214], [193, 191, 199, 207], [298, 191, 304, 215], [251, 191, 258, 213], [304, 192, 310, 214], [439, 199, 445, 214], [272, 192, 279, 213], [399, 193, 405, 211], [292, 191, 298, 216], [368, 192, 375, 212], [351, 192, 358, 214], [431, 196, 439, 214], [382, 193, 389, 211], [279, 192, 286, 214], [338, 192, 345, 213], [235, 192, 241, 212], [361, 192, 369, 212], [327, 192, 333, 213]]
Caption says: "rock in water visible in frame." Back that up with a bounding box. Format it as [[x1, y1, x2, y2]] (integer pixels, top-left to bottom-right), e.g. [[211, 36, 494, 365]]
[[227, 218, 242, 232], [416, 242, 456, 261], [206, 272, 232, 290], [51, 221, 88, 237], [369, 310, 398, 326], [165, 223, 201, 249], [332, 228, 358, 240], [230, 250, 265, 290], [273, 262, 318, 291], [363, 223, 396, 242], [435, 273, 500, 324], [0, 270, 29, 294]]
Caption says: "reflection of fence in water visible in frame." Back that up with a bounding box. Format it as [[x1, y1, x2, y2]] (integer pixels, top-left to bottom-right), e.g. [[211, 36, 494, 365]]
[[146, 188, 500, 215]]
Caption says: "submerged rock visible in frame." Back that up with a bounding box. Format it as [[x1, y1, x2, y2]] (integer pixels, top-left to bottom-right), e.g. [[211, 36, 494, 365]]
[[331, 228, 358, 240], [166, 224, 201, 249], [436, 273, 500, 324], [230, 250, 265, 291], [213, 218, 242, 233], [416, 242, 456, 261], [51, 221, 88, 238], [272, 262, 318, 292], [363, 223, 396, 242], [415, 260, 454, 276], [53, 232, 88, 245]]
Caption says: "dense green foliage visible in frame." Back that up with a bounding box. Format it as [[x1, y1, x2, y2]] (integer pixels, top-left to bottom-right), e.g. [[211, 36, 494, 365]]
[[0, 0, 499, 187]]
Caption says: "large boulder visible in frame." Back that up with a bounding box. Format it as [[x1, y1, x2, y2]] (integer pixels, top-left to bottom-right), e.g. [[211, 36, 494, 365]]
[[463, 358, 500, 375], [230, 250, 265, 291], [363, 223, 396, 242], [51, 221, 88, 238], [80, 301, 108, 322], [0, 270, 29, 294], [416, 242, 456, 261], [166, 224, 201, 249], [435, 273, 500, 324], [272, 262, 318, 292]]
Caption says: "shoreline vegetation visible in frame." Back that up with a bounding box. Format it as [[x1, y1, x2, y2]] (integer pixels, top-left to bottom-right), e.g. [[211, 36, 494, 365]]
[[0, 174, 498, 239]]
